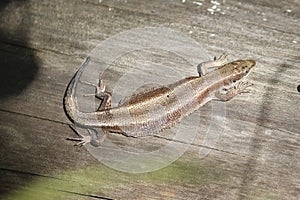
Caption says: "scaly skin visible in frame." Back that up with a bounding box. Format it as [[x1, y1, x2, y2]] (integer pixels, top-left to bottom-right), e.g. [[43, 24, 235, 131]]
[[64, 55, 255, 143]]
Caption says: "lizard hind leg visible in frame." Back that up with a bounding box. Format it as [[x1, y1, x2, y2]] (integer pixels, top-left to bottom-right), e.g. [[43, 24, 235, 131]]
[[197, 53, 229, 76], [80, 80, 106, 97], [80, 79, 112, 110], [95, 80, 112, 110], [67, 125, 106, 147]]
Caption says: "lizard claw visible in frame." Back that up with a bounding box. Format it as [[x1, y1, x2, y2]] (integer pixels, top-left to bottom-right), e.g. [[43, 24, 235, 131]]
[[198, 53, 230, 76], [214, 53, 229, 64], [67, 135, 92, 146], [235, 81, 253, 94], [80, 80, 106, 96], [67, 124, 92, 146], [67, 125, 105, 147]]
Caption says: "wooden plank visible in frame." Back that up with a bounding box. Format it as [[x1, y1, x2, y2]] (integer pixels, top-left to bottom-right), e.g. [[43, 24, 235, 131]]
[[0, 0, 299, 199]]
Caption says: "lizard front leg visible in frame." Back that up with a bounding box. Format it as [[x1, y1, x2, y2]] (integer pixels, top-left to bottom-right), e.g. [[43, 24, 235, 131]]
[[197, 53, 229, 76], [215, 81, 253, 101]]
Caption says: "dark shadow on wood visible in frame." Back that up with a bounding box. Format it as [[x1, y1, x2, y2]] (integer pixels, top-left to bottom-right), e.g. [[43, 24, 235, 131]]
[[0, 0, 38, 99], [0, 0, 39, 197], [238, 62, 288, 199]]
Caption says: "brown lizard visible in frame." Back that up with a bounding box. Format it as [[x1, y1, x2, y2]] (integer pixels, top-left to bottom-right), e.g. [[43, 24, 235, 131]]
[[64, 54, 255, 146]]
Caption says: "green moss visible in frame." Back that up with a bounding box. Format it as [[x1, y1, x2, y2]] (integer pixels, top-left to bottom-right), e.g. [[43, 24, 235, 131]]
[[253, 189, 279, 200], [5, 158, 227, 200]]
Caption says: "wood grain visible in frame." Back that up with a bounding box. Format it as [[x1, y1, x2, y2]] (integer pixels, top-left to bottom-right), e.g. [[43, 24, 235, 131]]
[[0, 0, 299, 199]]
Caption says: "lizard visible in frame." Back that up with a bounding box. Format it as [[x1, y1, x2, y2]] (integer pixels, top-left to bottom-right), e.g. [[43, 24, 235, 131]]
[[64, 54, 255, 146]]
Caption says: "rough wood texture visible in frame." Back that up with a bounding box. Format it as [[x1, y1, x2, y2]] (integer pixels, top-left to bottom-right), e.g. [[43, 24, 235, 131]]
[[0, 0, 299, 199]]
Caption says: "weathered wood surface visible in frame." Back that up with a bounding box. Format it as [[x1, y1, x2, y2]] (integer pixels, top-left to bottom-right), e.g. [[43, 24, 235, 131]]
[[0, 0, 299, 199]]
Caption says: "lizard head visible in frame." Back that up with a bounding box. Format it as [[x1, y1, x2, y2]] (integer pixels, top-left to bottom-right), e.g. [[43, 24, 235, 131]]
[[236, 60, 256, 75], [227, 59, 256, 82], [216, 59, 255, 85]]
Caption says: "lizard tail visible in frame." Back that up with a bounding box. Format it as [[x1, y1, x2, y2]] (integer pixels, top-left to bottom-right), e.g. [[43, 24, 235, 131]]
[[63, 56, 91, 124]]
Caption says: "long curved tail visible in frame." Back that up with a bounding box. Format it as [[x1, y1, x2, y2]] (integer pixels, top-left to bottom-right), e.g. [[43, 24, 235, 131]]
[[63, 56, 91, 124]]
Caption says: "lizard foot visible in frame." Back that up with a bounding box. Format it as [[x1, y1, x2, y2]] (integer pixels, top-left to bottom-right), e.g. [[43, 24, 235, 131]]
[[214, 53, 229, 64], [67, 135, 92, 146], [67, 124, 93, 146], [80, 80, 112, 110], [80, 80, 106, 98], [67, 125, 105, 147], [234, 81, 254, 94], [197, 53, 229, 76], [215, 81, 253, 101]]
